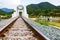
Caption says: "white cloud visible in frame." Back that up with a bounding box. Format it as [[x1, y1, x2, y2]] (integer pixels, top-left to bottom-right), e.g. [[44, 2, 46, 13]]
[[0, 0, 21, 9], [0, 0, 60, 9], [46, 0, 60, 6]]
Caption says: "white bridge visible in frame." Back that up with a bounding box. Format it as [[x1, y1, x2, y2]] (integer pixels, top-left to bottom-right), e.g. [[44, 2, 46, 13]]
[[12, 0, 28, 18]]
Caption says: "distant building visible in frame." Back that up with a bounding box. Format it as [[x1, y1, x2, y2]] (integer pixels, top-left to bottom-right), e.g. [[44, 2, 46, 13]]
[[1, 16, 7, 18]]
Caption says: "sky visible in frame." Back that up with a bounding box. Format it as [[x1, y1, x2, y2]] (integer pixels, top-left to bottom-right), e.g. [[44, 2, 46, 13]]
[[0, 0, 60, 9]]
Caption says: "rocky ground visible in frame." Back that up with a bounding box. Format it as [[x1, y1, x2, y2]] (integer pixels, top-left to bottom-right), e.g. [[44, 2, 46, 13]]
[[0, 18, 39, 40]]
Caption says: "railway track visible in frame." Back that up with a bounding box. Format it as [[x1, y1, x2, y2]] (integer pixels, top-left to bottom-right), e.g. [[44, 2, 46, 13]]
[[0, 17, 60, 40], [0, 17, 40, 40]]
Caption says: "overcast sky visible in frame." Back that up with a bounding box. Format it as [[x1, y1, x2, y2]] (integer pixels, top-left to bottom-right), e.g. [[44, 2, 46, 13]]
[[0, 0, 60, 9]]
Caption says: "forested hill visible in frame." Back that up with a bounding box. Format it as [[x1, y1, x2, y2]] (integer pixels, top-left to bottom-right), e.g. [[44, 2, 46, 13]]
[[0, 8, 14, 15], [27, 2, 60, 17], [0, 9, 14, 18], [0, 9, 13, 15], [27, 2, 57, 10], [57, 6, 60, 9]]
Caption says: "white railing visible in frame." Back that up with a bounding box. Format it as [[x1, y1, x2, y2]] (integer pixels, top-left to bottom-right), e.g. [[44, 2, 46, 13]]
[[0, 17, 18, 32], [22, 16, 50, 40], [22, 16, 60, 40]]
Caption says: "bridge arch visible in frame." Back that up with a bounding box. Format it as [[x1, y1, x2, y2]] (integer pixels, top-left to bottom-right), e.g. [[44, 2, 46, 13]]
[[12, 5, 28, 18]]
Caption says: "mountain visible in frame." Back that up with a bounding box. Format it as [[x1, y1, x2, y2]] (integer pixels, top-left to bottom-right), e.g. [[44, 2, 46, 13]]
[[27, 2, 58, 10], [27, 2, 60, 17], [0, 8, 13, 16], [0, 9, 13, 15], [38, 2, 57, 9], [57, 6, 60, 9], [0, 8, 13, 12]]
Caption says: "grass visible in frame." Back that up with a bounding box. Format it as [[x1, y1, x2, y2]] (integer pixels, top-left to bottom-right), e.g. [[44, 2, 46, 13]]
[[29, 15, 39, 18], [35, 20, 60, 28], [49, 22, 60, 27], [35, 20, 49, 26]]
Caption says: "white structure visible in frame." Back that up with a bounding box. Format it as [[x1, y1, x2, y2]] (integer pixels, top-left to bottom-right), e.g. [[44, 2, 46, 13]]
[[12, 0, 28, 18], [12, 5, 28, 18]]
